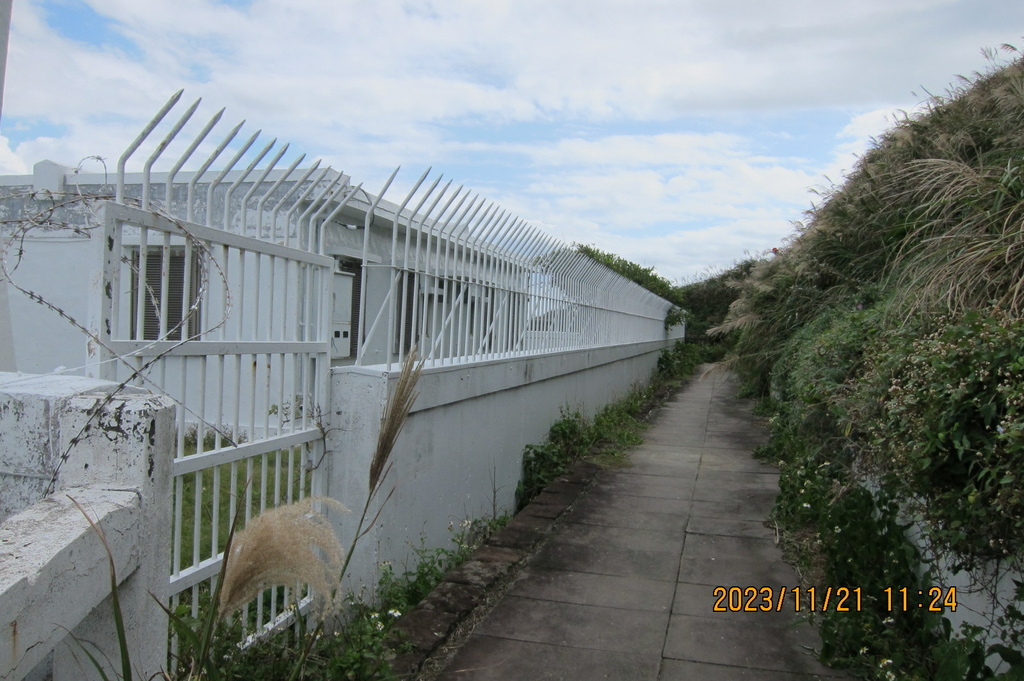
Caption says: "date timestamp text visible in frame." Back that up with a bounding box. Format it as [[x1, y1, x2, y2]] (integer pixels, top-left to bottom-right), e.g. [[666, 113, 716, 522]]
[[712, 586, 957, 613]]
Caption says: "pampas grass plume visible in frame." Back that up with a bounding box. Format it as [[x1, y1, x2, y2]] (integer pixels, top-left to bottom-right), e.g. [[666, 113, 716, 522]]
[[369, 348, 423, 492], [218, 497, 348, 621]]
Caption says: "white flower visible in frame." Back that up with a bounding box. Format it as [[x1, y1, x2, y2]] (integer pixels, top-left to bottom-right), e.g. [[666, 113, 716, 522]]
[[802, 503, 811, 509], [388, 608, 402, 618]]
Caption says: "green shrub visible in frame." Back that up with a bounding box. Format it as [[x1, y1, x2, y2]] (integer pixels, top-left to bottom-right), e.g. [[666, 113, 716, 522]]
[[656, 339, 705, 380], [861, 308, 1024, 565], [816, 488, 941, 676]]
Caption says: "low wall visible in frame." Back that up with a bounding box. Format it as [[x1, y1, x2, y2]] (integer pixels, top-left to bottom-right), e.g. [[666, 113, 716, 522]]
[[0, 373, 174, 681], [326, 339, 670, 592]]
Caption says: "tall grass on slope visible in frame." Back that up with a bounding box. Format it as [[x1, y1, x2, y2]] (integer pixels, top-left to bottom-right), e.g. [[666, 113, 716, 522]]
[[893, 157, 1024, 316], [707, 251, 836, 396]]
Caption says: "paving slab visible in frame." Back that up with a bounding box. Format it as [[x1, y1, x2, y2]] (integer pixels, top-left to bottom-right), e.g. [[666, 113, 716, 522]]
[[698, 451, 778, 473], [592, 472, 697, 498], [677, 534, 798, 586], [531, 540, 682, 581], [438, 636, 660, 681], [616, 462, 701, 480], [643, 433, 708, 447], [663, 615, 841, 677], [686, 514, 777, 539], [563, 499, 690, 533], [508, 567, 676, 611], [671, 581, 801, 625], [693, 482, 778, 511], [690, 496, 778, 521], [435, 368, 852, 681], [547, 520, 685, 553], [661, 659, 842, 681], [472, 596, 669, 654]]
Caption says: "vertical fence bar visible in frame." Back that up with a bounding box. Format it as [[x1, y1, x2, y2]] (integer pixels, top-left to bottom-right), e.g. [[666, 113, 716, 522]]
[[141, 98, 201, 211], [205, 129, 261, 228], [386, 168, 431, 370], [223, 138, 277, 232]]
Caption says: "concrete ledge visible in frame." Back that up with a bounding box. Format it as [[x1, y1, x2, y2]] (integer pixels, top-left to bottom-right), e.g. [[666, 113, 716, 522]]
[[340, 340, 670, 414], [0, 488, 141, 680], [0, 372, 148, 522]]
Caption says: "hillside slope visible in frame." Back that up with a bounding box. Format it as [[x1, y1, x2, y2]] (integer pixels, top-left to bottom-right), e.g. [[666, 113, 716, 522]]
[[714, 49, 1024, 679]]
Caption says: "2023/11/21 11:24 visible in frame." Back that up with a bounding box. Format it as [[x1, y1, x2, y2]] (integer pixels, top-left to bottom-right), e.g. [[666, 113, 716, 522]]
[[712, 586, 958, 613]]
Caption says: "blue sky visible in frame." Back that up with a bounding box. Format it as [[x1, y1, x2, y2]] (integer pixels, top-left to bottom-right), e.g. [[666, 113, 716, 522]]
[[3, 0, 1023, 281]]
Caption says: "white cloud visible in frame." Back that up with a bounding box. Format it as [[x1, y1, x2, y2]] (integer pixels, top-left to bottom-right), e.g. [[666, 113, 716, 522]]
[[0, 137, 29, 175], [3, 0, 1023, 281]]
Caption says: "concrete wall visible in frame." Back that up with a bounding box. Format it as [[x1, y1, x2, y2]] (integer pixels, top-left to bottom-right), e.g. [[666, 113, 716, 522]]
[[326, 339, 669, 592], [0, 373, 175, 681], [1, 234, 94, 376]]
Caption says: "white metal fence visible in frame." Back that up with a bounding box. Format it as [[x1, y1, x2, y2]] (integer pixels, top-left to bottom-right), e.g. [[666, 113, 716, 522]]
[[90, 91, 337, 632], [90, 202, 332, 629], [86, 90, 678, 634], [351, 174, 675, 371]]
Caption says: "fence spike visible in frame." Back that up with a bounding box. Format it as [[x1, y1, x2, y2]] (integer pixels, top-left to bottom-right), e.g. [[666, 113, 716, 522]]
[[117, 89, 183, 203]]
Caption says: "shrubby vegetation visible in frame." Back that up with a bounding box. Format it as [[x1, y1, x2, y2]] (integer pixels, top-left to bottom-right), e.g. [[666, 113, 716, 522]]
[[711, 48, 1024, 679], [190, 516, 505, 681]]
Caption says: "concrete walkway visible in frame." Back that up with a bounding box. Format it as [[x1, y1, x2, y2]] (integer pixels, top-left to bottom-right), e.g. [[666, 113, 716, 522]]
[[436, 369, 850, 680]]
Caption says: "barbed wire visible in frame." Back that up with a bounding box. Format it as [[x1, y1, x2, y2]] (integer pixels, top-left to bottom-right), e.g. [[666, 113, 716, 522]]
[[0, 183, 240, 493]]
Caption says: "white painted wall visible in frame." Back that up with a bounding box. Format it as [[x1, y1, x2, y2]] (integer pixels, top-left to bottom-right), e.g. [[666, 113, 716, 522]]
[[326, 339, 669, 592], [2, 234, 94, 375]]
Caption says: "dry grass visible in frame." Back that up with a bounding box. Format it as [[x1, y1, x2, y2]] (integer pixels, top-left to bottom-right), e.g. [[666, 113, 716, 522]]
[[218, 497, 348, 622], [370, 348, 423, 492], [893, 157, 1024, 316], [215, 349, 424, 641]]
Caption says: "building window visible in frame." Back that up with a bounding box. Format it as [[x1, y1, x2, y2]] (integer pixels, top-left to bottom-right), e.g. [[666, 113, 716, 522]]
[[130, 247, 201, 341]]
